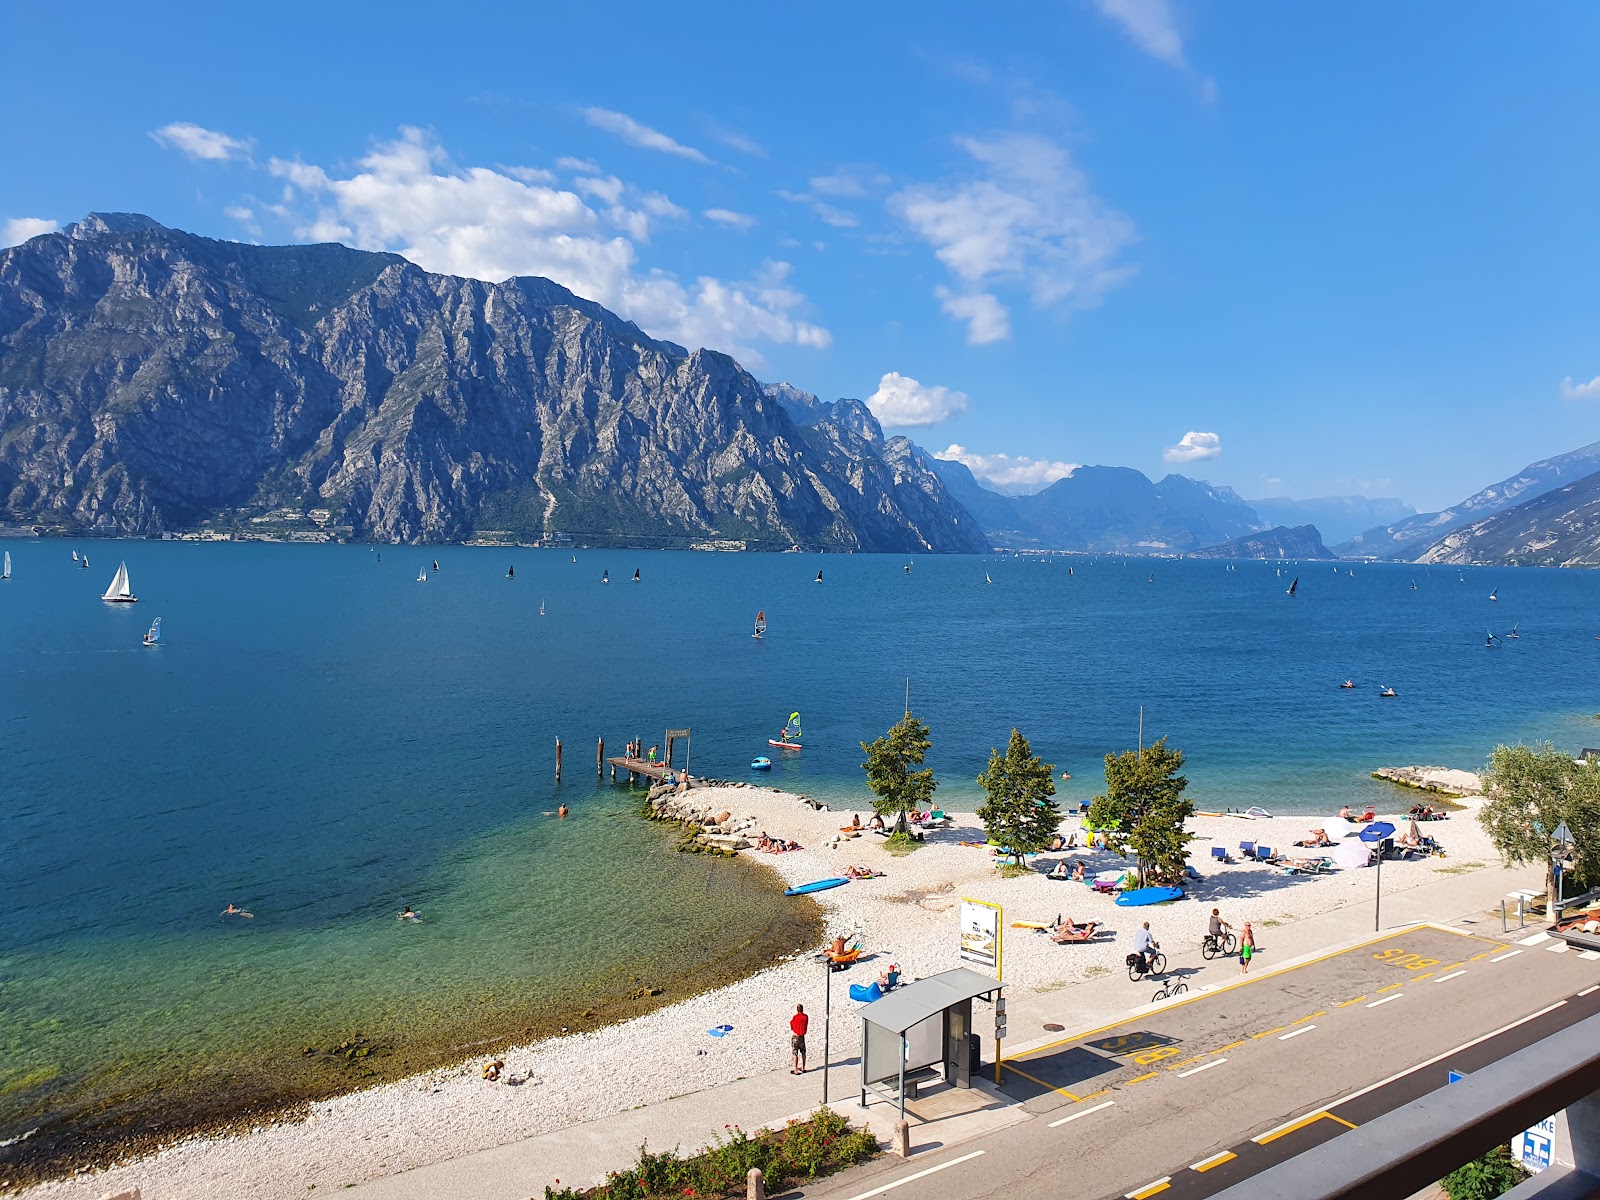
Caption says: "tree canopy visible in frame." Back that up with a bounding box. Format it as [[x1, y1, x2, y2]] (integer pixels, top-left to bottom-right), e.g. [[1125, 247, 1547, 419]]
[[860, 711, 937, 828], [1086, 737, 1193, 886], [1479, 742, 1600, 910], [976, 729, 1061, 866]]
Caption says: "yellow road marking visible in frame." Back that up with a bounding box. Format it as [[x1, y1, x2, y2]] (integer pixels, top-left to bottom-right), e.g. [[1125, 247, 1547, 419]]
[[1409, 973, 1435, 982], [1192, 1151, 1237, 1172], [1255, 1111, 1358, 1145], [1251, 1026, 1288, 1039], [1377, 982, 1405, 993], [1440, 962, 1467, 973], [1079, 1088, 1111, 1102], [1469, 951, 1492, 961], [1210, 1039, 1247, 1055], [1127, 1071, 1160, 1085], [998, 1061, 1080, 1100], [1335, 996, 1368, 1007], [1292, 1011, 1326, 1024], [1164, 1056, 1206, 1072], [1007, 925, 1496, 1062], [1127, 1179, 1171, 1198]]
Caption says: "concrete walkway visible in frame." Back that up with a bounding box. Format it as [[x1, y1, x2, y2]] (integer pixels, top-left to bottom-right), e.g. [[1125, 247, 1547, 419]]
[[344, 861, 1542, 1199]]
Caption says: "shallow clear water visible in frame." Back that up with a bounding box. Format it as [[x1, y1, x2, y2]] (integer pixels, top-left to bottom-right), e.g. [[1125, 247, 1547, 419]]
[[2, 542, 1596, 1163]]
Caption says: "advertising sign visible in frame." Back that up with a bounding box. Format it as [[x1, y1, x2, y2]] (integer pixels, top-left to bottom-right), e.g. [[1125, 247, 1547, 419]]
[[1513, 1117, 1556, 1173], [958, 898, 1001, 973]]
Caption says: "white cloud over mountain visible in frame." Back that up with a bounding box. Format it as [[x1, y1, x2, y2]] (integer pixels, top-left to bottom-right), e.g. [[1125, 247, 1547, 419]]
[[1560, 374, 1600, 400], [150, 122, 252, 162], [1163, 430, 1222, 463], [890, 133, 1137, 344], [264, 128, 827, 365], [2, 217, 58, 246], [866, 372, 969, 427], [581, 108, 712, 165], [935, 444, 1077, 491]]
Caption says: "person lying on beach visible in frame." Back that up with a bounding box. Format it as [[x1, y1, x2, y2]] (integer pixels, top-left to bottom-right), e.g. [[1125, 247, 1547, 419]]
[[1051, 919, 1096, 942], [399, 906, 421, 921], [1047, 834, 1066, 852], [1048, 859, 1071, 879], [1408, 803, 1447, 820], [1294, 829, 1333, 848], [869, 813, 886, 831], [220, 903, 253, 918], [844, 864, 878, 879], [482, 1059, 504, 1082], [1398, 820, 1423, 848]]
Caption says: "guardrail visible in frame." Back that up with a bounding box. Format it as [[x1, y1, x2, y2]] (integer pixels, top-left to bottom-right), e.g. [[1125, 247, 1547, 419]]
[[1210, 1011, 1600, 1199]]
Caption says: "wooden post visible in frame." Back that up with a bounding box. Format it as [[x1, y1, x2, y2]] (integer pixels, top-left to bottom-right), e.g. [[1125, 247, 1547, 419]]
[[555, 737, 562, 782], [597, 736, 604, 780]]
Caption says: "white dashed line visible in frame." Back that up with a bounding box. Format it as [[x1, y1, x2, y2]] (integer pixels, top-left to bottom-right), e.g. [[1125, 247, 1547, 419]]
[[1049, 1100, 1115, 1128], [1367, 994, 1403, 1008], [1547, 943, 1571, 954], [1435, 971, 1468, 982], [1519, 932, 1552, 946], [1125, 1178, 1172, 1199], [1490, 950, 1523, 962], [1191, 1151, 1235, 1172], [1278, 1025, 1316, 1040], [1177, 1059, 1227, 1078], [1579, 985, 1600, 997], [839, 1151, 986, 1200], [1578, 951, 1600, 961]]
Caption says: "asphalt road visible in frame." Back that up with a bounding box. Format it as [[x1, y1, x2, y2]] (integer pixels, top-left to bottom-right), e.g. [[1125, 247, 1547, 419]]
[[795, 926, 1600, 1200]]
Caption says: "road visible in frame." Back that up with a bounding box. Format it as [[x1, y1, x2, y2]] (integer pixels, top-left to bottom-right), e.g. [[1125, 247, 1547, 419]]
[[798, 926, 1600, 1200]]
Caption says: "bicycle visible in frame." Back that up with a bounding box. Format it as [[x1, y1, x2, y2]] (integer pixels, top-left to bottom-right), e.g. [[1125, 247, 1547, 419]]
[[1126, 948, 1167, 981], [1202, 930, 1237, 959], [1152, 976, 1189, 1003]]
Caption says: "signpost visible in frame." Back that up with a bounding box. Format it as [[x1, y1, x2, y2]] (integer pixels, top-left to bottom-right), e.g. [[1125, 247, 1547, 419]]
[[959, 898, 1003, 1083], [1360, 821, 1397, 931]]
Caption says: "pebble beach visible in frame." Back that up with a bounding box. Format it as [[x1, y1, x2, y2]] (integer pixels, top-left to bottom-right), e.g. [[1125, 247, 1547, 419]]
[[17, 774, 1504, 1200]]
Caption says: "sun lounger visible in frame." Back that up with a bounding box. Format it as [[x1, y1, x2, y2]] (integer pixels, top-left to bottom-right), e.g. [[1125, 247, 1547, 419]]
[[1239, 841, 1256, 859], [1211, 846, 1230, 863], [1254, 845, 1276, 862]]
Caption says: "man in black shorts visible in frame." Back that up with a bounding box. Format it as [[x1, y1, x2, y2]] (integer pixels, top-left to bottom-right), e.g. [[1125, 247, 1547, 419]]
[[790, 1003, 809, 1073]]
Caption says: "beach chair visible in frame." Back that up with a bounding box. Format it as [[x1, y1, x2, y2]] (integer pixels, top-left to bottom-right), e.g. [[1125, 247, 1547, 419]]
[[1211, 846, 1230, 863], [1239, 840, 1256, 860], [1254, 845, 1276, 863]]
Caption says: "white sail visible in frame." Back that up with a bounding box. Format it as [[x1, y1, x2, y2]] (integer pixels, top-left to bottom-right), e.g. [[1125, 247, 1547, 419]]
[[417, 568, 427, 582], [144, 617, 161, 645], [72, 549, 79, 561], [102, 561, 136, 602], [2, 551, 9, 579]]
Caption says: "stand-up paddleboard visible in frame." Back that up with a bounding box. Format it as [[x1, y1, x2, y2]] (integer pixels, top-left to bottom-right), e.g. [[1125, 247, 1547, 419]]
[[769, 709, 802, 750], [1114, 886, 1184, 907], [785, 877, 849, 896]]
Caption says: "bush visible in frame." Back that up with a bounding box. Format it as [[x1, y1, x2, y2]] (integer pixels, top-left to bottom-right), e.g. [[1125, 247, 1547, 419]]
[[538, 1108, 878, 1199], [1441, 1146, 1529, 1200]]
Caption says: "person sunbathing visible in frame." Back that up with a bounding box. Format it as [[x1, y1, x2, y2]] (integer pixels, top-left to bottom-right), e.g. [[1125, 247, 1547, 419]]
[[1398, 820, 1423, 848], [1051, 918, 1096, 942], [1338, 805, 1353, 820], [876, 962, 901, 989], [1294, 828, 1333, 848], [1048, 859, 1071, 879], [869, 813, 886, 831], [1072, 861, 1087, 881]]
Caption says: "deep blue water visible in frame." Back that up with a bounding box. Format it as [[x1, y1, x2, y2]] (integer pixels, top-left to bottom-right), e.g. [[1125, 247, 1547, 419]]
[[2, 540, 1597, 1151]]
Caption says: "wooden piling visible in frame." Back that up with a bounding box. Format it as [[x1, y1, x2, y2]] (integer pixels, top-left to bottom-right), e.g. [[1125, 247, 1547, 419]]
[[555, 737, 562, 782], [597, 736, 604, 780]]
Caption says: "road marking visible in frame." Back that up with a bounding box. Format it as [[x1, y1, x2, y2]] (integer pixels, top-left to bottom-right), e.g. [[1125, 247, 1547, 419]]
[[839, 1150, 986, 1200], [1049, 1099, 1115, 1128], [1435, 970, 1468, 982], [1578, 951, 1600, 961], [1191, 1151, 1237, 1172], [999, 1061, 1081, 1100], [1409, 973, 1435, 982], [1127, 1071, 1160, 1085], [1330, 1000, 1570, 1110], [1079, 1088, 1112, 1101], [1334, 996, 1368, 1007], [1210, 1040, 1246, 1055], [1519, 932, 1551, 946], [1125, 1177, 1171, 1198], [1251, 1026, 1288, 1039], [1438, 962, 1467, 973], [1279, 1025, 1316, 1040], [1377, 982, 1405, 993], [1367, 994, 1403, 1008], [1469, 952, 1493, 961], [1178, 1058, 1227, 1078], [1293, 1011, 1326, 1024], [1163, 1056, 1206, 1072], [1490, 950, 1523, 962], [1254, 1111, 1356, 1145], [1547, 943, 1571, 954]]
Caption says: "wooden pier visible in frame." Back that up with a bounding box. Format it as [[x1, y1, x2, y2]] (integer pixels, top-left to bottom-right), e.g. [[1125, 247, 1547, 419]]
[[606, 756, 675, 784]]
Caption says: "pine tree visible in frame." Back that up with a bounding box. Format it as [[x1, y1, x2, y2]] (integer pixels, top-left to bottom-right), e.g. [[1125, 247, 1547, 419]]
[[1087, 738, 1193, 886], [977, 729, 1061, 866], [860, 711, 937, 832]]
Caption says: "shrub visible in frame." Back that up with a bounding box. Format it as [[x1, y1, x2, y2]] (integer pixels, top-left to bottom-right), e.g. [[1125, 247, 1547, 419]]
[[1441, 1146, 1529, 1200]]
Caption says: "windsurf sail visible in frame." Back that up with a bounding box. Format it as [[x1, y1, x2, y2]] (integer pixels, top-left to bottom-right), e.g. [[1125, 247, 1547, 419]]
[[72, 549, 79, 561], [815, 569, 823, 583], [144, 617, 161, 645], [1287, 576, 1299, 597], [753, 609, 766, 638], [782, 711, 802, 739], [2, 551, 9, 579], [633, 568, 640, 582]]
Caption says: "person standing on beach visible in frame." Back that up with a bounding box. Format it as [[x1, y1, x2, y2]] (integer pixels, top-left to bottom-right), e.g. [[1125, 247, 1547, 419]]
[[790, 1003, 809, 1074], [1240, 921, 1256, 974]]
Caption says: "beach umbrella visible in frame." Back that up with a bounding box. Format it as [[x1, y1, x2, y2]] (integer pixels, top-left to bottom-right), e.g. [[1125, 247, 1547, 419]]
[[1361, 822, 1397, 931]]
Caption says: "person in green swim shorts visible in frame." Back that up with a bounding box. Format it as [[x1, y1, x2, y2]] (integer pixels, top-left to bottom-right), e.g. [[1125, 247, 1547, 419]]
[[1240, 921, 1256, 974]]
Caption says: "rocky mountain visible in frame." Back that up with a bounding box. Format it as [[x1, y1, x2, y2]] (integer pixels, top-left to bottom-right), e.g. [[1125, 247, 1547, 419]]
[[924, 456, 1264, 553], [1336, 439, 1600, 560], [0, 215, 987, 552], [1189, 524, 1333, 560], [1247, 495, 1414, 545], [1415, 469, 1600, 567]]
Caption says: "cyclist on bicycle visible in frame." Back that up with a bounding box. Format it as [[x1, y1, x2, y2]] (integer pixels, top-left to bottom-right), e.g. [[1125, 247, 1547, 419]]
[[1206, 908, 1232, 950], [1133, 921, 1158, 974]]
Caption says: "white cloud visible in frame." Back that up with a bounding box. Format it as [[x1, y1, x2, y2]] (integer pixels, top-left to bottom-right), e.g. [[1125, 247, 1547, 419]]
[[778, 189, 861, 231], [1163, 431, 1222, 463], [711, 128, 766, 157], [2, 216, 58, 246], [704, 208, 757, 230], [555, 156, 601, 174], [266, 128, 826, 366], [504, 165, 556, 184], [581, 108, 712, 165], [1560, 374, 1600, 400], [809, 168, 890, 198], [935, 444, 1077, 492], [890, 132, 1136, 343], [223, 204, 254, 222], [150, 122, 252, 162], [866, 372, 969, 427], [1092, 0, 1186, 68]]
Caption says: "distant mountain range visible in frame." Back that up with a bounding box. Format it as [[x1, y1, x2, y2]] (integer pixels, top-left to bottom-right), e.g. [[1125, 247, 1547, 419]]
[[1245, 496, 1414, 545], [1189, 524, 1333, 560], [1415, 468, 1600, 567], [0, 215, 986, 552]]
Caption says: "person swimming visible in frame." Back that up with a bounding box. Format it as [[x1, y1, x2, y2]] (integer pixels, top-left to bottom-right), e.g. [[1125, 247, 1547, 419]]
[[399, 906, 420, 921], [220, 903, 254, 918], [557, 804, 569, 817]]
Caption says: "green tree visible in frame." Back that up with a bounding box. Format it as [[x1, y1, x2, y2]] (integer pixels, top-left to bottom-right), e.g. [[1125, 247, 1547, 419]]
[[860, 711, 937, 832], [977, 729, 1062, 866], [1087, 737, 1193, 887], [1440, 1146, 1528, 1200], [1479, 742, 1600, 916]]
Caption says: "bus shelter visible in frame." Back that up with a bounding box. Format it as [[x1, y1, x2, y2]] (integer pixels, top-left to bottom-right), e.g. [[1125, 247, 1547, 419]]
[[859, 967, 1003, 1120]]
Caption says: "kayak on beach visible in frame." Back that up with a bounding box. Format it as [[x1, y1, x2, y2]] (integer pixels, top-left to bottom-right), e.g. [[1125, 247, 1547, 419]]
[[785, 877, 849, 896], [1115, 886, 1184, 907]]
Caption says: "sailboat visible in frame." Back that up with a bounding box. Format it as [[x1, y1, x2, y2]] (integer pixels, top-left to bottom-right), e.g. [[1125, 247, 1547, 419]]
[[601, 569, 610, 584], [753, 609, 766, 639], [903, 562, 912, 574], [143, 617, 161, 647], [632, 568, 640, 583], [1068, 566, 1073, 576], [769, 711, 803, 751], [539, 599, 546, 617], [815, 569, 823, 584], [506, 564, 515, 579], [1489, 588, 1498, 602], [72, 549, 79, 562], [1486, 631, 1500, 647], [102, 561, 137, 603], [416, 567, 427, 583], [571, 555, 577, 564], [1410, 579, 1417, 591], [432, 560, 439, 573], [1, 551, 9, 580], [985, 571, 992, 585], [1286, 576, 1299, 597], [81, 553, 90, 569]]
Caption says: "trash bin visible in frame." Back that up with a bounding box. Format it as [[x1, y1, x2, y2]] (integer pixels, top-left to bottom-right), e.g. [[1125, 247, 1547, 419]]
[[969, 1032, 982, 1070]]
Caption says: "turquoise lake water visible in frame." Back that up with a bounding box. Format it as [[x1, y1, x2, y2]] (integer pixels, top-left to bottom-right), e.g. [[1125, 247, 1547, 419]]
[[3, 541, 1597, 1168]]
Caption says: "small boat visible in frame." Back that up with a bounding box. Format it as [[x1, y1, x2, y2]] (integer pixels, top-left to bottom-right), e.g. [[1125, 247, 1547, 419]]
[[1, 550, 9, 580], [815, 569, 823, 584], [903, 562, 911, 573], [985, 571, 992, 584], [1508, 624, 1519, 639], [1339, 680, 1355, 689], [753, 609, 766, 639], [785, 878, 849, 897], [1380, 686, 1397, 697], [101, 561, 137, 603], [142, 617, 161, 647], [1489, 588, 1498, 601], [769, 710, 803, 751], [506, 564, 515, 579], [1286, 576, 1299, 597], [571, 555, 576, 564], [750, 756, 773, 771], [539, 599, 545, 616], [601, 569, 609, 585], [81, 554, 90, 569], [417, 568, 427, 583], [1068, 566, 1073, 575], [1410, 580, 1417, 591], [72, 549, 78, 562], [1147, 573, 1155, 584], [632, 568, 640, 582], [1486, 631, 1499, 647]]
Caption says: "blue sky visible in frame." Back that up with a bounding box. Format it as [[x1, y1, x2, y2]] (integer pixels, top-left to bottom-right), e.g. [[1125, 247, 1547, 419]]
[[3, 0, 1598, 511]]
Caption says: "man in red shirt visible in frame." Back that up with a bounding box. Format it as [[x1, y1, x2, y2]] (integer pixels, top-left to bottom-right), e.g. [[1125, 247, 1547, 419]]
[[790, 1003, 809, 1074]]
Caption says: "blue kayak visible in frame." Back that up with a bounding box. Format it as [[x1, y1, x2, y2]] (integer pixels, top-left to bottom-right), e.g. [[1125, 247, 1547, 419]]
[[750, 756, 773, 770], [785, 877, 849, 896], [1114, 886, 1184, 907]]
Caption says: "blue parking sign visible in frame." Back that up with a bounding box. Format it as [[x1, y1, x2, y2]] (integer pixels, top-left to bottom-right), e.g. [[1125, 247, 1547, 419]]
[[1514, 1118, 1556, 1173]]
